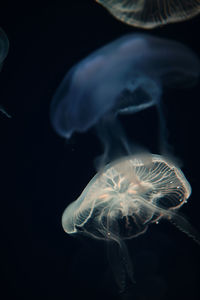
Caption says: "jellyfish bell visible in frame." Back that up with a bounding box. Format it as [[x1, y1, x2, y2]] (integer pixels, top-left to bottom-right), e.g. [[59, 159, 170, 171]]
[[50, 34, 200, 160], [62, 153, 198, 243], [95, 0, 200, 29]]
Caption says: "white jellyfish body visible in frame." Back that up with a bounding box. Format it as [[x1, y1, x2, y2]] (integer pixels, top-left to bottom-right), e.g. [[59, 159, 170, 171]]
[[62, 154, 194, 240], [96, 0, 200, 28], [62, 154, 200, 292]]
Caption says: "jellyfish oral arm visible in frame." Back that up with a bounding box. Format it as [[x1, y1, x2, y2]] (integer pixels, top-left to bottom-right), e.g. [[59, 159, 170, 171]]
[[107, 238, 135, 293], [167, 211, 200, 246]]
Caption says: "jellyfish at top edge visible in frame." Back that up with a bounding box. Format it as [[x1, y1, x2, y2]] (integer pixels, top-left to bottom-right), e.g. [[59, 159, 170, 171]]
[[50, 34, 200, 162], [95, 0, 200, 29], [62, 153, 200, 292]]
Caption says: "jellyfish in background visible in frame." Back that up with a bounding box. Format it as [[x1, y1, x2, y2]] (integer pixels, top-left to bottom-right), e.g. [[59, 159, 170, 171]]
[[62, 153, 200, 292], [0, 28, 10, 118], [0, 28, 9, 71], [50, 34, 200, 164], [95, 0, 200, 28]]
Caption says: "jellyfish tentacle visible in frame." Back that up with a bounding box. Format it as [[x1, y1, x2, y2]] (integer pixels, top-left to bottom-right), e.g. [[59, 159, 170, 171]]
[[107, 209, 135, 292], [156, 99, 173, 155], [168, 212, 200, 246], [98, 209, 135, 293], [96, 115, 131, 168], [107, 238, 135, 293]]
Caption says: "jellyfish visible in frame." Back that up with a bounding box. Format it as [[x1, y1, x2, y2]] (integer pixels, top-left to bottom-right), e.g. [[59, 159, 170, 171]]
[[62, 153, 200, 292], [0, 105, 11, 118], [0, 28, 10, 118], [0, 28, 9, 71], [95, 0, 200, 29], [50, 34, 200, 164]]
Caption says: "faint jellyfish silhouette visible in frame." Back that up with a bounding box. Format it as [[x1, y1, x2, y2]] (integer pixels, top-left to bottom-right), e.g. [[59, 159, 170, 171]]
[[0, 105, 11, 118], [50, 34, 200, 164], [0, 28, 10, 118], [62, 153, 200, 293], [95, 0, 200, 28], [0, 28, 9, 71]]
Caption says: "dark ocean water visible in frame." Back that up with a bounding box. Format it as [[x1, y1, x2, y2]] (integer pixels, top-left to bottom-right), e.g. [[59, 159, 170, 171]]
[[0, 1, 199, 299]]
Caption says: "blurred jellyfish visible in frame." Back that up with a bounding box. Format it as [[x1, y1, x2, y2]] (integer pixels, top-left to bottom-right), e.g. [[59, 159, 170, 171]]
[[0, 28, 10, 118], [95, 0, 200, 28], [62, 153, 200, 292], [0, 105, 11, 118], [50, 34, 200, 164], [0, 28, 9, 71]]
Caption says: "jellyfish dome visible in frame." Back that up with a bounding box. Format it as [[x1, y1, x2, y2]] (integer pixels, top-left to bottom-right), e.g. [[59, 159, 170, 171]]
[[50, 34, 200, 139], [61, 153, 200, 243], [96, 0, 200, 28]]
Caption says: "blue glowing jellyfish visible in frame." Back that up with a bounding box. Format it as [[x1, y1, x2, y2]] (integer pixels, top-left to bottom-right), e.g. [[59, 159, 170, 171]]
[[50, 34, 200, 163]]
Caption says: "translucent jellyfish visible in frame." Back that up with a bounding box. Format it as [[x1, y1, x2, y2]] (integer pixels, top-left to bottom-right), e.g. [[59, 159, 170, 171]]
[[0, 28, 10, 118], [62, 153, 200, 292], [0, 105, 11, 118], [0, 28, 9, 71], [95, 0, 200, 28], [50, 34, 200, 163]]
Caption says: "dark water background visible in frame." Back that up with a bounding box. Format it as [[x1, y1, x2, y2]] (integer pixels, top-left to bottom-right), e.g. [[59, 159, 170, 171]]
[[0, 1, 199, 299]]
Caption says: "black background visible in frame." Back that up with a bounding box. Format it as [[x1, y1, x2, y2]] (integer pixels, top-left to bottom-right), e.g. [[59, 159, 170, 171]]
[[0, 1, 200, 299]]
